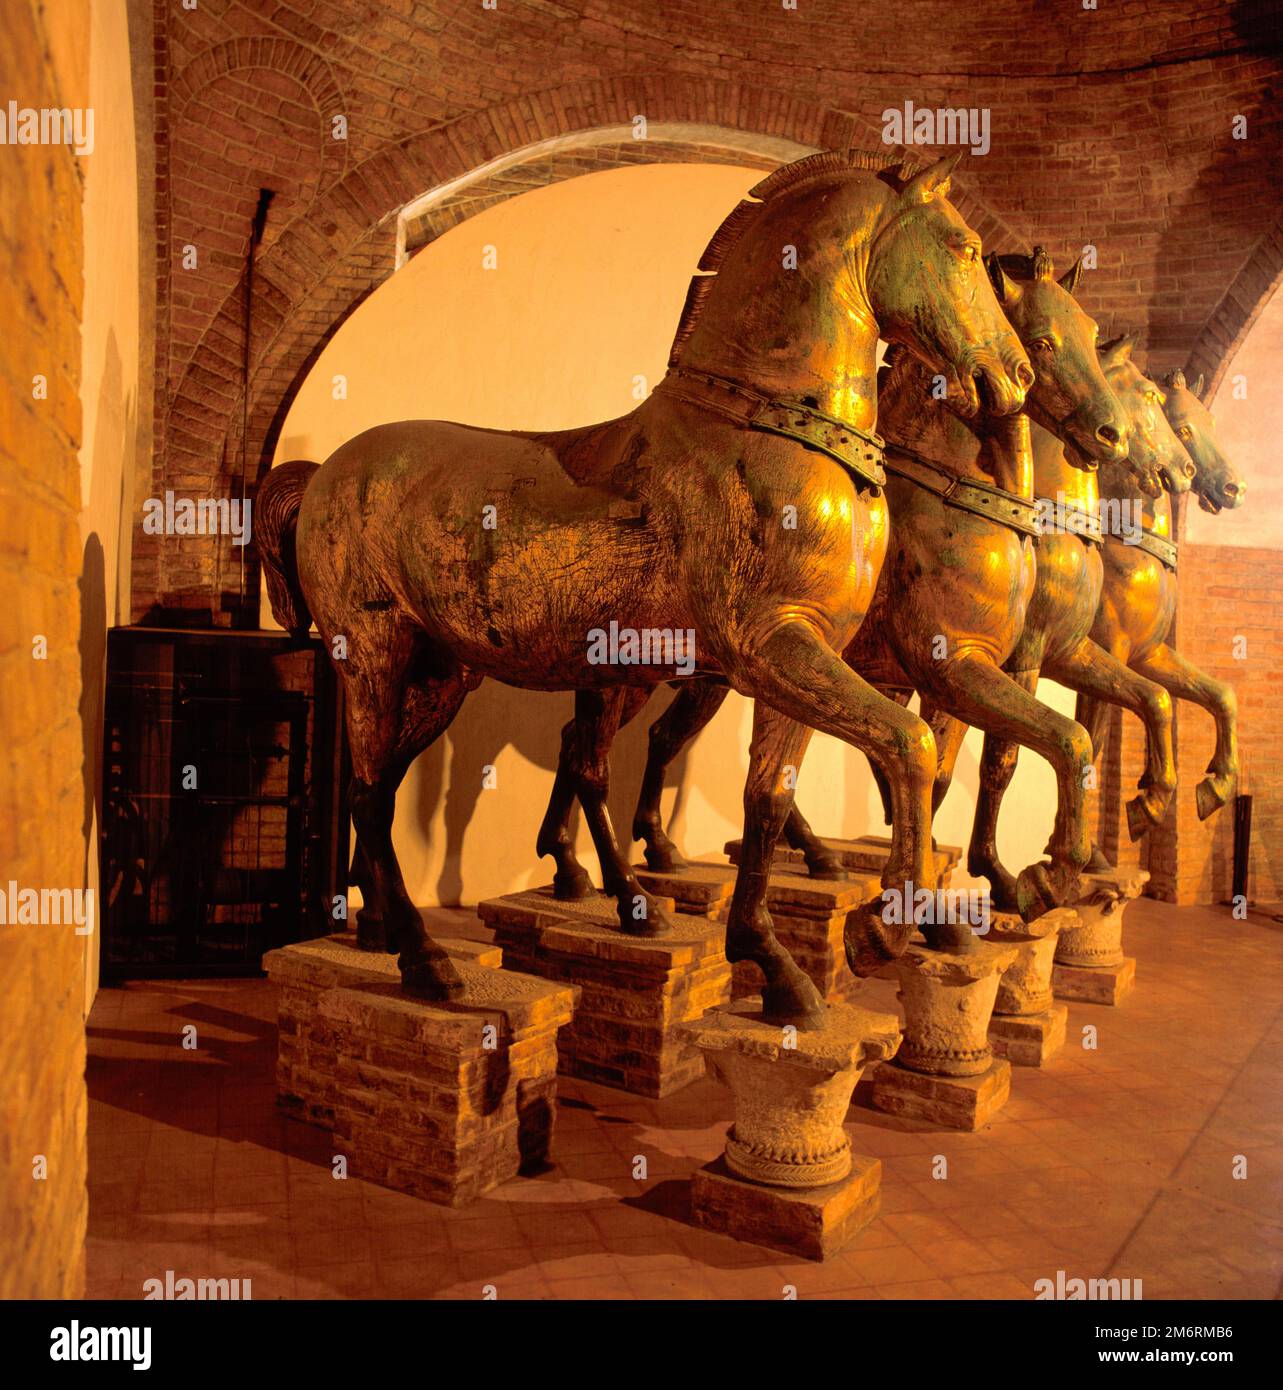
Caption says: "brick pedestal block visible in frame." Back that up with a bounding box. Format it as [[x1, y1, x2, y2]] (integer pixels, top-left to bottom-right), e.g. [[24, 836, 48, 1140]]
[[725, 834, 961, 888], [263, 933, 577, 1207], [478, 887, 731, 1098], [868, 1056, 1012, 1131], [635, 860, 877, 1004]]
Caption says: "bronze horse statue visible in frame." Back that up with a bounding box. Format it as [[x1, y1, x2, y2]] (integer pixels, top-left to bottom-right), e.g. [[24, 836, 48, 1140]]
[[541, 243, 1131, 962], [1078, 357, 1245, 870], [255, 150, 1031, 1019], [933, 325, 1196, 908]]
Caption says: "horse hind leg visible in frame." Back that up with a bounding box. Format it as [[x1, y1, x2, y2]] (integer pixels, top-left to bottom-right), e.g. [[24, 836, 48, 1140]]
[[631, 680, 727, 871], [964, 671, 1037, 914], [567, 687, 674, 937]]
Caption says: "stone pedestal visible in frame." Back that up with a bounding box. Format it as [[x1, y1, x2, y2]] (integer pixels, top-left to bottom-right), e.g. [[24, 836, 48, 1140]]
[[263, 933, 577, 1207], [478, 887, 731, 1098], [869, 939, 1017, 1130], [634, 860, 877, 1004], [681, 998, 900, 1260], [725, 834, 961, 888], [986, 909, 1073, 1067], [1052, 867, 1147, 1006]]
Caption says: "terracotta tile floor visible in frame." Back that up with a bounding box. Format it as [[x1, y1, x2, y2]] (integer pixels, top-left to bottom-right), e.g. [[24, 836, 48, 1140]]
[[85, 899, 1283, 1300]]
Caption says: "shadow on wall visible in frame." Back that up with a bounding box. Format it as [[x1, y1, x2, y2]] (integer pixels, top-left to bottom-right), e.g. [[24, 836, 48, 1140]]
[[408, 681, 720, 909]]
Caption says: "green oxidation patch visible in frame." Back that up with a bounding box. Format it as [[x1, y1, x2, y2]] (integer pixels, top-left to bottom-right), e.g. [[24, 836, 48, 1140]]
[[937, 547, 964, 568]]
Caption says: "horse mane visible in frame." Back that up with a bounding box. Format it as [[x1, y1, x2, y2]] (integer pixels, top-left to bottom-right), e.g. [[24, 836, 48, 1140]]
[[991, 246, 1056, 283], [667, 149, 927, 369]]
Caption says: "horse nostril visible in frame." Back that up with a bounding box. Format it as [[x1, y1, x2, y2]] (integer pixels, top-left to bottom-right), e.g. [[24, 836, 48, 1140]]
[[1224, 482, 1239, 498], [1096, 424, 1121, 445], [1183, 460, 1196, 479], [1014, 361, 1034, 391]]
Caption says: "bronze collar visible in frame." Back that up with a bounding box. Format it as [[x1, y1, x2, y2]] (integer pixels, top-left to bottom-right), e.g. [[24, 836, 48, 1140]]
[[884, 445, 1041, 540], [1129, 524, 1178, 571], [1034, 497, 1104, 545], [662, 367, 886, 488]]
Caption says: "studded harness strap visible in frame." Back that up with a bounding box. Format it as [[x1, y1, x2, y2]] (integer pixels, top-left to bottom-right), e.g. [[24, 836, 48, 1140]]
[[1130, 525, 1178, 571], [882, 443, 1042, 540], [661, 366, 887, 489]]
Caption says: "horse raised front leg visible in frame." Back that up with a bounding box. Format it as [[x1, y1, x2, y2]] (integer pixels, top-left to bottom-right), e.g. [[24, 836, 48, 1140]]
[[730, 620, 938, 979], [1052, 638, 1175, 838], [564, 687, 673, 937], [631, 680, 727, 871], [930, 653, 1095, 921], [1133, 642, 1238, 821], [727, 703, 826, 1023]]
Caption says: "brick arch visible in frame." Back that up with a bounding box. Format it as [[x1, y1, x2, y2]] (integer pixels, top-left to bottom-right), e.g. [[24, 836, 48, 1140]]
[[153, 76, 1020, 622], [1184, 206, 1283, 401]]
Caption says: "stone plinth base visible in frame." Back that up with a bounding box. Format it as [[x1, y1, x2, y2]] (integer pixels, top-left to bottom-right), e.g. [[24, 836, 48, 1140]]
[[988, 1004, 1068, 1068], [690, 1154, 881, 1262], [636, 860, 876, 1004], [263, 933, 577, 1206], [725, 834, 961, 888], [478, 887, 730, 1098], [869, 1057, 1011, 1131], [1052, 956, 1136, 1005]]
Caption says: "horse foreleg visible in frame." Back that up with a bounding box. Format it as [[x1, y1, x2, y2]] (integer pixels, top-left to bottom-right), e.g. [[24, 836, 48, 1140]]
[[1133, 642, 1238, 820], [566, 687, 673, 936], [1052, 638, 1175, 838], [930, 654, 1095, 922], [731, 622, 938, 978], [631, 680, 726, 871], [1074, 688, 1114, 871], [965, 670, 1037, 913], [727, 703, 826, 1022], [343, 641, 469, 999], [780, 803, 848, 880]]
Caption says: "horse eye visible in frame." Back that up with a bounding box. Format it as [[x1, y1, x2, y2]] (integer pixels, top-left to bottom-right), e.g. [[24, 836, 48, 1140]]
[[1179, 425, 1192, 438], [1032, 338, 1053, 353]]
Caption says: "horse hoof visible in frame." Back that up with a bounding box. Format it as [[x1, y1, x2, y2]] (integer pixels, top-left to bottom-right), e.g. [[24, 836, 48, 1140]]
[[552, 868, 598, 902], [1016, 861, 1082, 921], [642, 846, 687, 874], [1196, 775, 1229, 822], [355, 912, 386, 952], [1125, 790, 1168, 842], [843, 897, 911, 978], [760, 972, 827, 1027], [399, 946, 465, 1001], [618, 896, 673, 938], [806, 853, 849, 881], [1086, 844, 1113, 874]]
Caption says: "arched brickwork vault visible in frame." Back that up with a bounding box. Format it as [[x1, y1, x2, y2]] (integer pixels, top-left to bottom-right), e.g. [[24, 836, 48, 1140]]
[[138, 1, 1283, 624]]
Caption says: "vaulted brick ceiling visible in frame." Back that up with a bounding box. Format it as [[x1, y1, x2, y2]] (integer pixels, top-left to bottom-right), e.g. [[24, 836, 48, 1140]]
[[140, 0, 1283, 621]]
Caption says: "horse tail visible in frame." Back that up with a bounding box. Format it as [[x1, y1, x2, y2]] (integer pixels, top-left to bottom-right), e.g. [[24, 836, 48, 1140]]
[[256, 459, 318, 639]]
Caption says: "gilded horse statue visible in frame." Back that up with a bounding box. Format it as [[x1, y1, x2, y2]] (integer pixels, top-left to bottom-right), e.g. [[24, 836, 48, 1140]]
[[541, 243, 1129, 964], [933, 323, 1196, 908], [1077, 357, 1245, 870], [255, 151, 1030, 1018]]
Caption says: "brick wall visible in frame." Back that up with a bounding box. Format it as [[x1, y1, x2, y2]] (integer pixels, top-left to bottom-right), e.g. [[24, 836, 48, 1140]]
[[137, 0, 1283, 624], [0, 0, 90, 1300], [1160, 543, 1283, 905]]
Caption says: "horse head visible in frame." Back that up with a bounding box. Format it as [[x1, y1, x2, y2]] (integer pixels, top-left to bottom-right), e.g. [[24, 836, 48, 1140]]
[[984, 247, 1129, 469], [864, 154, 1032, 418], [1098, 334, 1195, 498], [1161, 369, 1245, 514]]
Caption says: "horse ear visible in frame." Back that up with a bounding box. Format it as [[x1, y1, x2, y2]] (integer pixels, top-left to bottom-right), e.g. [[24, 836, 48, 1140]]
[[1191, 373, 1205, 398], [985, 252, 1019, 307], [1058, 257, 1084, 295], [1100, 331, 1138, 366], [901, 153, 961, 203]]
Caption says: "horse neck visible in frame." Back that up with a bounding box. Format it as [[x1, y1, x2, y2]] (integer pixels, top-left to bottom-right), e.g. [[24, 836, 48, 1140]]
[[675, 181, 890, 435], [1029, 417, 1098, 508], [1098, 459, 1171, 534], [882, 357, 1030, 495]]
